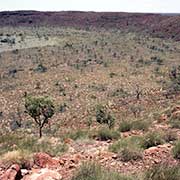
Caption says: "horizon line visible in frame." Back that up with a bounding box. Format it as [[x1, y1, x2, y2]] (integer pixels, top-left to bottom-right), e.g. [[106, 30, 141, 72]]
[[0, 10, 180, 14]]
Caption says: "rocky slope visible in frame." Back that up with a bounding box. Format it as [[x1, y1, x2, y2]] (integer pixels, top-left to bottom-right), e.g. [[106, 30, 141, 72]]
[[0, 11, 179, 40]]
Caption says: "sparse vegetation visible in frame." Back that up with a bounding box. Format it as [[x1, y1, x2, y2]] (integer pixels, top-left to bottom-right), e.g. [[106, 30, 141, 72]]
[[65, 129, 89, 141], [163, 130, 177, 142], [131, 119, 150, 131], [109, 136, 143, 161], [0, 133, 68, 156], [71, 162, 133, 180], [141, 132, 164, 149], [119, 119, 150, 132], [119, 120, 133, 132], [0, 150, 33, 168], [0, 14, 179, 179], [172, 141, 180, 159], [144, 164, 180, 180], [167, 65, 180, 94], [95, 127, 120, 141]]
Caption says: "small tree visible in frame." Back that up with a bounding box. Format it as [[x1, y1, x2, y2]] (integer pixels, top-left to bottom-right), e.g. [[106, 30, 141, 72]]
[[25, 96, 54, 138], [96, 105, 115, 129]]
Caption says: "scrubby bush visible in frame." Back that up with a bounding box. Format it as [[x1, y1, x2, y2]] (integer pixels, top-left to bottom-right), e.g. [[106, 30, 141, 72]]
[[120, 147, 143, 162], [163, 130, 177, 142], [119, 119, 149, 132], [141, 132, 164, 149], [71, 162, 133, 180], [131, 119, 150, 131], [96, 128, 120, 141], [0, 150, 33, 168], [167, 65, 180, 94], [169, 113, 180, 129], [96, 105, 115, 129], [172, 141, 180, 159], [169, 119, 180, 129], [34, 63, 47, 73], [67, 129, 89, 141], [144, 163, 180, 180], [25, 96, 54, 138], [109, 136, 143, 162], [0, 133, 68, 157], [119, 121, 133, 132]]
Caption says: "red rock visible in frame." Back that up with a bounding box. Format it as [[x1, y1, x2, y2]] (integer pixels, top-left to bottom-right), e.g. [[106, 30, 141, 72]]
[[64, 138, 73, 144], [34, 153, 59, 168], [0, 164, 22, 180], [144, 147, 159, 155], [22, 168, 62, 180]]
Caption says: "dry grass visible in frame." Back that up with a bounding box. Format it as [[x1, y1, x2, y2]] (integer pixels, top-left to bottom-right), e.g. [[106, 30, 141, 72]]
[[0, 150, 33, 167], [0, 26, 180, 178]]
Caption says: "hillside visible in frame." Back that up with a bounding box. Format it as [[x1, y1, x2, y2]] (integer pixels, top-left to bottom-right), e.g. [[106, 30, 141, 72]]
[[0, 11, 180, 40], [0, 11, 180, 180]]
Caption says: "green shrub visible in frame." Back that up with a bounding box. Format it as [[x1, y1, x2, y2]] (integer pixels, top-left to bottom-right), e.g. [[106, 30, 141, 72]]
[[167, 65, 180, 94], [34, 63, 47, 73], [66, 129, 89, 141], [144, 164, 180, 180], [71, 162, 133, 180], [163, 130, 177, 142], [96, 128, 120, 141], [96, 105, 115, 129], [109, 136, 143, 162], [170, 120, 180, 129], [119, 121, 133, 132], [131, 119, 150, 131], [169, 115, 180, 129], [34, 139, 68, 156], [141, 132, 164, 149], [119, 119, 150, 132], [120, 147, 143, 162], [0, 133, 68, 157], [172, 141, 180, 159]]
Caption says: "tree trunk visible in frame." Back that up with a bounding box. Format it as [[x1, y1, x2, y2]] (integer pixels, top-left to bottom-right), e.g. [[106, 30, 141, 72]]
[[39, 126, 42, 138]]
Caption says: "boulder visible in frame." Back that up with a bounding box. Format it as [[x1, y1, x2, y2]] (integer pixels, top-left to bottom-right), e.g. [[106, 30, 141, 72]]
[[22, 168, 62, 180], [0, 164, 22, 180], [34, 153, 59, 168]]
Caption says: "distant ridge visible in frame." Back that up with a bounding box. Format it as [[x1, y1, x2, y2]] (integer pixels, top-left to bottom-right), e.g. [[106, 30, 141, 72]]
[[0, 11, 179, 41]]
